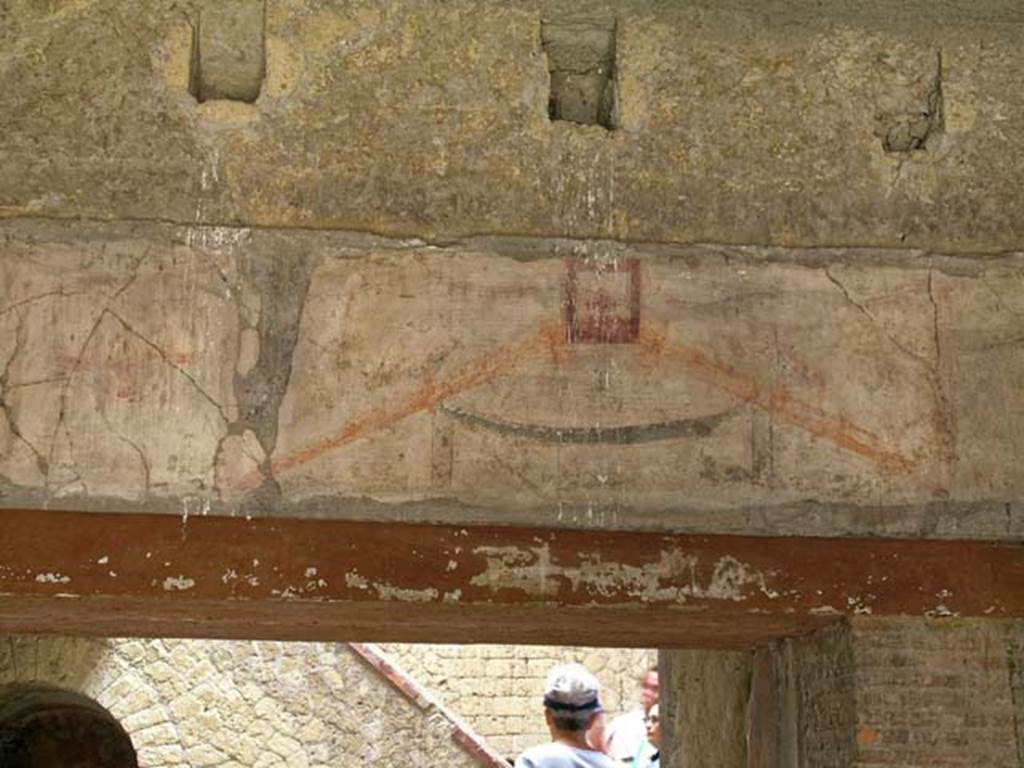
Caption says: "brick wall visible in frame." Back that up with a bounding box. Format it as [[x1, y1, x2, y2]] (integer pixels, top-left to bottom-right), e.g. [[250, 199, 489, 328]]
[[852, 618, 1022, 768], [383, 644, 657, 757]]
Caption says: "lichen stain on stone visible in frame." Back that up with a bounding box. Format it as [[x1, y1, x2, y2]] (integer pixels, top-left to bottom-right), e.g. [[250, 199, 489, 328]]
[[372, 583, 440, 603], [469, 545, 771, 603]]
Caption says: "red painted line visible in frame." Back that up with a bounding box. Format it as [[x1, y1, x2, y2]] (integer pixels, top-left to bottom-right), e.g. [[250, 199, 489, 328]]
[[236, 323, 563, 490], [637, 327, 916, 475]]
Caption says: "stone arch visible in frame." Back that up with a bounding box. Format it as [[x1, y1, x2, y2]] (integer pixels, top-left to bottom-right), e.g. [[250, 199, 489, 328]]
[[0, 684, 138, 768]]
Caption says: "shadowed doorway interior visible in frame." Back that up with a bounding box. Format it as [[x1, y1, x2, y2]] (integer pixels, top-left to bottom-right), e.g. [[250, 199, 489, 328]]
[[0, 685, 138, 768]]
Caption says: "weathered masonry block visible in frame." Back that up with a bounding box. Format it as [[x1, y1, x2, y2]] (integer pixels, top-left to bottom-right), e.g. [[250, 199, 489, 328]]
[[541, 15, 617, 129], [189, 0, 265, 103]]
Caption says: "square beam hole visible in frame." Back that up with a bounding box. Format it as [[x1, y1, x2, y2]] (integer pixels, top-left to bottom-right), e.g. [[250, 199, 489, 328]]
[[542, 17, 617, 130], [190, 0, 265, 104]]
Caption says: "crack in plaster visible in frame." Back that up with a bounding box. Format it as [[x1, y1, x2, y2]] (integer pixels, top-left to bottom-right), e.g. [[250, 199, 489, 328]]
[[926, 268, 957, 484], [823, 266, 934, 369], [824, 265, 956, 490], [105, 308, 229, 420], [0, 288, 85, 319], [99, 407, 151, 499], [0, 310, 49, 476], [46, 266, 143, 493]]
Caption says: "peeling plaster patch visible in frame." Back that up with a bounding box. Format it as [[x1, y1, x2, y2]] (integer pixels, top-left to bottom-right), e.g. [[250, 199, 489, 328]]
[[34, 573, 71, 584], [108, 571, 117, 578], [926, 603, 958, 618], [373, 583, 439, 602], [848, 596, 874, 615], [469, 545, 770, 603], [188, 225, 252, 255], [443, 589, 463, 603], [345, 572, 370, 590], [97, 556, 109, 565], [271, 587, 301, 599], [163, 576, 196, 591], [54, 593, 80, 598], [222, 568, 238, 584], [810, 606, 841, 615], [305, 567, 318, 578], [446, 560, 458, 572]]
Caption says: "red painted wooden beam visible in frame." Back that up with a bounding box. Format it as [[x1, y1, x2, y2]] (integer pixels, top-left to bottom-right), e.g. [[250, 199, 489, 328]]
[[0, 508, 1020, 648]]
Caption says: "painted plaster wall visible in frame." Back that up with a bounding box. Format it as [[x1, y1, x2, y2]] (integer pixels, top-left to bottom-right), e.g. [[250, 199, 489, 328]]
[[1, 220, 1022, 544], [0, 635, 484, 768], [383, 643, 656, 756]]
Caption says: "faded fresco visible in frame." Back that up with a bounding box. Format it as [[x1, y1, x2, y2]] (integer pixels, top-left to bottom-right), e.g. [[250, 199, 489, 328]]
[[2, 223, 1022, 537]]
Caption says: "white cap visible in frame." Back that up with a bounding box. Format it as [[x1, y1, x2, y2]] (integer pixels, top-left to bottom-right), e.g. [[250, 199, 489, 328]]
[[543, 663, 602, 712]]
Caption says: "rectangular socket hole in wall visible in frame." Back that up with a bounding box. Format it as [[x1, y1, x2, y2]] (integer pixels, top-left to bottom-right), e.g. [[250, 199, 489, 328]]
[[541, 17, 617, 130], [189, 0, 266, 104]]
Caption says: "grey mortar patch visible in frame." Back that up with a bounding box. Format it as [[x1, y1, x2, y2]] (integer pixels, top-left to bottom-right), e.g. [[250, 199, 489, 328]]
[[230, 245, 319, 509]]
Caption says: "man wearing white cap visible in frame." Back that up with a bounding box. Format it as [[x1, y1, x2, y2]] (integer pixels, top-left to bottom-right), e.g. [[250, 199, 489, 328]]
[[514, 663, 617, 768]]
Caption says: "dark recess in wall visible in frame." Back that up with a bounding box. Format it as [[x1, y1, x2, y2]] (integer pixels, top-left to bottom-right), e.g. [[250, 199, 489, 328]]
[[541, 16, 617, 130], [189, 0, 266, 104]]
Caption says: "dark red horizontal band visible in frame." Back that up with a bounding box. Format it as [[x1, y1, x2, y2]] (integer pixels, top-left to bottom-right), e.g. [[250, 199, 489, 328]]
[[0, 508, 1019, 647]]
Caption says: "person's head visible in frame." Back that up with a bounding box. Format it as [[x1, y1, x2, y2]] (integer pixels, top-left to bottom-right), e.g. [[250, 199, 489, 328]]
[[640, 667, 659, 713], [542, 663, 603, 735], [644, 703, 661, 749]]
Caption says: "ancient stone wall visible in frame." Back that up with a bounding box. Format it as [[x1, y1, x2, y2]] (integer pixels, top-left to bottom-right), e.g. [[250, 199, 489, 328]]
[[1, 0, 1023, 545], [3, 0, 1024, 251], [0, 635, 485, 768], [383, 643, 656, 756]]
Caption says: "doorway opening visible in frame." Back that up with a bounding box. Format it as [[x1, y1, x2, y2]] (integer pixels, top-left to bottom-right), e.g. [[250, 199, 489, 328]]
[[0, 684, 138, 768]]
